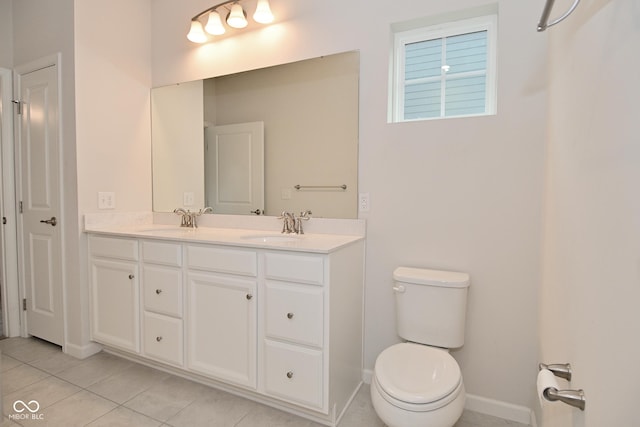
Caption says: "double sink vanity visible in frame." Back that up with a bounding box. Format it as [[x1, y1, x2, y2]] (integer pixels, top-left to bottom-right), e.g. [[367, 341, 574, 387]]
[[84, 214, 365, 426]]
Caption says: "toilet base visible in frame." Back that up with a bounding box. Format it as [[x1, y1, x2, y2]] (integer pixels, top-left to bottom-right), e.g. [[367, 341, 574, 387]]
[[371, 375, 465, 427]]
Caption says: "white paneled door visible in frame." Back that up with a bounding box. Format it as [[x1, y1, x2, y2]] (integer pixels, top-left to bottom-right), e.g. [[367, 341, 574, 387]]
[[17, 60, 64, 346], [205, 122, 264, 215]]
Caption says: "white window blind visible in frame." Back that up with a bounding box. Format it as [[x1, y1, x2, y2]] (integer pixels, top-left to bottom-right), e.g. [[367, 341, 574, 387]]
[[392, 15, 497, 122]]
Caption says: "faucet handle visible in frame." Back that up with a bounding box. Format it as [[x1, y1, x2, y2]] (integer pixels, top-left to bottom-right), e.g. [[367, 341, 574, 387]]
[[198, 207, 213, 215], [299, 210, 312, 219]]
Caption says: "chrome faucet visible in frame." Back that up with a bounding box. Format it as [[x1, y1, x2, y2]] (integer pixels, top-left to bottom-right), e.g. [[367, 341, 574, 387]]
[[278, 211, 295, 234], [173, 208, 191, 227], [174, 207, 213, 228], [278, 210, 312, 234], [294, 210, 312, 234]]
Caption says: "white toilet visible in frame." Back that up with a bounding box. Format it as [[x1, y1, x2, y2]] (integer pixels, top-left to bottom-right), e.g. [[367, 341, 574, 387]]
[[371, 267, 470, 427]]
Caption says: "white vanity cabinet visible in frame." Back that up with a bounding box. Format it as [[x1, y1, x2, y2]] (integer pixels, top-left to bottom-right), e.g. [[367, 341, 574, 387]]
[[89, 235, 140, 353], [141, 240, 184, 366], [186, 244, 258, 389], [86, 229, 364, 426]]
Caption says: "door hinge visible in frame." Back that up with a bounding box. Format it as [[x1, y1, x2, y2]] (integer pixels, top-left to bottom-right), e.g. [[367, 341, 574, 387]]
[[22, 298, 27, 311], [12, 100, 22, 115], [19, 201, 23, 213]]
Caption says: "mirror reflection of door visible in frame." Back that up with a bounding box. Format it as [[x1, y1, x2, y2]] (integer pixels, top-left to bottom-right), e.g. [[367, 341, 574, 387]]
[[205, 122, 264, 215]]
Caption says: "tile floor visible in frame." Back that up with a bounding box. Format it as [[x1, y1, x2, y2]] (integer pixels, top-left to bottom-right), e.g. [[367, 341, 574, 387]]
[[0, 337, 529, 427]]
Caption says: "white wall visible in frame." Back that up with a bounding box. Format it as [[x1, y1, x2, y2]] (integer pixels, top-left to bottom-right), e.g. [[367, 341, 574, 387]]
[[151, 0, 546, 410], [540, 0, 640, 425], [72, 0, 151, 354], [75, 0, 152, 215]]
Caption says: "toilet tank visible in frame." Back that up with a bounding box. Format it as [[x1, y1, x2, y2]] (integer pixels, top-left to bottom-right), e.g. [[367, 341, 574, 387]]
[[393, 267, 470, 349]]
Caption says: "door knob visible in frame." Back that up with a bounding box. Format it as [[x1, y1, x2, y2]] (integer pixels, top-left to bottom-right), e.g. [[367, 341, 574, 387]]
[[40, 216, 57, 226]]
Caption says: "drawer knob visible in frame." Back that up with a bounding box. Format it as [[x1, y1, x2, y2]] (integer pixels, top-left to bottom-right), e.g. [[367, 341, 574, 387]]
[[156, 336, 163, 342], [128, 274, 135, 280], [287, 312, 294, 319], [246, 294, 253, 300], [156, 289, 162, 295], [286, 371, 294, 379]]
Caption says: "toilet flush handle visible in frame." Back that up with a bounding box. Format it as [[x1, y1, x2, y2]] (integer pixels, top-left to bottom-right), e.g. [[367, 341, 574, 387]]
[[392, 285, 405, 293]]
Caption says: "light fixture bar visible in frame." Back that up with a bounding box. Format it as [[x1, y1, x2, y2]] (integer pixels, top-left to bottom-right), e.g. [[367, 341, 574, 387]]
[[187, 0, 274, 43]]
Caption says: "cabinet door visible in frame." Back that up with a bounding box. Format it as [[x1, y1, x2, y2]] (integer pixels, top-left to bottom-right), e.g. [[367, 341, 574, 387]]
[[187, 272, 257, 389], [90, 259, 139, 352]]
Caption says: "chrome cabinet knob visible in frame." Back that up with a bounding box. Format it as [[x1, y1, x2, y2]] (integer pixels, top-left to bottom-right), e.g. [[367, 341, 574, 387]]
[[156, 336, 162, 342], [128, 274, 135, 280], [287, 312, 294, 319], [286, 371, 294, 379], [156, 289, 162, 295], [246, 294, 253, 300]]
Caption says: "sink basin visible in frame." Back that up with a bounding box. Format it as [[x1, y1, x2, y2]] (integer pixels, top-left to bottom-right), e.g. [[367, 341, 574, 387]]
[[241, 234, 300, 243]]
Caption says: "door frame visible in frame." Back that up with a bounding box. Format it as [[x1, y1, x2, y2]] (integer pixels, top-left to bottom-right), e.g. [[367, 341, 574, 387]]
[[0, 67, 20, 337], [13, 53, 67, 344]]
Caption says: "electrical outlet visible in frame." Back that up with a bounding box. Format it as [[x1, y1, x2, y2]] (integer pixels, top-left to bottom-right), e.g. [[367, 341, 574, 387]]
[[359, 192, 370, 213], [98, 192, 115, 209], [183, 192, 195, 206]]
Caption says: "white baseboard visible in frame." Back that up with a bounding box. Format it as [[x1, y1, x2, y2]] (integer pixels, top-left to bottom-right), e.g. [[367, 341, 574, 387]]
[[464, 394, 533, 425], [363, 369, 533, 426], [63, 341, 102, 359], [363, 368, 373, 384]]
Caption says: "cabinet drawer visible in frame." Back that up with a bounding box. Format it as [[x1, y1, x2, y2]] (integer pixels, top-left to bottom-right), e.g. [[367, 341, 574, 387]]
[[264, 253, 324, 285], [264, 340, 323, 409], [265, 282, 323, 347], [89, 235, 138, 261], [187, 245, 257, 277], [143, 312, 183, 366], [143, 265, 183, 317], [142, 240, 182, 267]]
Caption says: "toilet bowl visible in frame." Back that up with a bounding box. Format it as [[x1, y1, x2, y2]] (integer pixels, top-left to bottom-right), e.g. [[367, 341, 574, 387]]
[[371, 343, 465, 427], [370, 267, 470, 427]]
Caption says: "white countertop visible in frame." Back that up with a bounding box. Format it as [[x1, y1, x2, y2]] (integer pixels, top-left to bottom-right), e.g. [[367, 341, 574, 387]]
[[84, 223, 364, 254]]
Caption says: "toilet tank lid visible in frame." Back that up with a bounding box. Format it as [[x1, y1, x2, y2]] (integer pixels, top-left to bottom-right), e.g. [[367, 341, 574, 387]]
[[393, 267, 470, 288]]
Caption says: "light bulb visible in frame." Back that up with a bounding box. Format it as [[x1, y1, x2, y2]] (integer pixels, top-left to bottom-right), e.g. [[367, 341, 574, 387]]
[[226, 3, 248, 29], [253, 0, 274, 24], [205, 10, 225, 35], [187, 20, 207, 43]]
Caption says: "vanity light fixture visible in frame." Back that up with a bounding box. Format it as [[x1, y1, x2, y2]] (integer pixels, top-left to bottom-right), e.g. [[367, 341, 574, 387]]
[[187, 0, 274, 43]]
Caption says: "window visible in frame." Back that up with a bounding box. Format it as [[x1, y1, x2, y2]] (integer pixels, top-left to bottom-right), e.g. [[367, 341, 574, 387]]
[[391, 15, 497, 122]]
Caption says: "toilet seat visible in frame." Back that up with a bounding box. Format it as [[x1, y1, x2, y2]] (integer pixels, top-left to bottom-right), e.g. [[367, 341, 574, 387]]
[[374, 343, 462, 411]]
